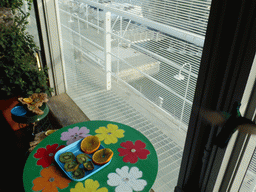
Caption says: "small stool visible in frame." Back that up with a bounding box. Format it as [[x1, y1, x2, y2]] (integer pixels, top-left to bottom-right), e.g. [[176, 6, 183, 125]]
[[11, 103, 49, 136]]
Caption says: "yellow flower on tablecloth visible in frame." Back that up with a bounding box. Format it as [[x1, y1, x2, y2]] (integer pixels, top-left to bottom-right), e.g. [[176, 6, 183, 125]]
[[95, 124, 125, 144], [70, 179, 108, 192]]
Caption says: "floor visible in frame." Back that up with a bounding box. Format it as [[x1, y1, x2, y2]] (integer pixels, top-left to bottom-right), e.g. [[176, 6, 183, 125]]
[[1, 108, 58, 191], [1, 112, 31, 192], [64, 56, 186, 191]]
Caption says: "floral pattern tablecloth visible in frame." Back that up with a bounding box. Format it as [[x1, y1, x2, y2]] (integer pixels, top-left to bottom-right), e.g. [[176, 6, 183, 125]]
[[23, 121, 158, 192]]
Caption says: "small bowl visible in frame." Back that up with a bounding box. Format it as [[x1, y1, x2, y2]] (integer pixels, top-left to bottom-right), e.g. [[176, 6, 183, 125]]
[[45, 129, 57, 136], [11, 106, 27, 117]]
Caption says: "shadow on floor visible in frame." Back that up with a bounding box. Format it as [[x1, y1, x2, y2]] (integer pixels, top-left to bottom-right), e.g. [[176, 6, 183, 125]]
[[1, 112, 32, 192]]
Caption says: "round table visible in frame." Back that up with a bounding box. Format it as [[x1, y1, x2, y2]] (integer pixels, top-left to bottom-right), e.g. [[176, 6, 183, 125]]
[[23, 121, 158, 192]]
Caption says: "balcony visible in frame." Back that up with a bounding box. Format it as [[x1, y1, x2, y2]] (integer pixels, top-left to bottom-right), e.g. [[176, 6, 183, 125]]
[[2, 0, 212, 191], [55, 0, 211, 190]]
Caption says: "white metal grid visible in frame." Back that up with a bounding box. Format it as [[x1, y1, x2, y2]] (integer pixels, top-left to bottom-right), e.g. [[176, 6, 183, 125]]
[[56, 0, 211, 191], [59, 6, 193, 129], [240, 148, 256, 192], [110, 18, 199, 130], [65, 57, 184, 190], [81, 0, 211, 36]]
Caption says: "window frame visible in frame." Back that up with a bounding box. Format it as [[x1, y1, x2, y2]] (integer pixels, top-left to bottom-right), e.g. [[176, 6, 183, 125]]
[[175, 0, 256, 191], [33, 0, 66, 96], [33, 0, 256, 191]]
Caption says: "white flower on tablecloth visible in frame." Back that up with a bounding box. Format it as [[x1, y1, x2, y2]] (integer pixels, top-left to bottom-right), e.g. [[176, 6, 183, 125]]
[[107, 166, 147, 192]]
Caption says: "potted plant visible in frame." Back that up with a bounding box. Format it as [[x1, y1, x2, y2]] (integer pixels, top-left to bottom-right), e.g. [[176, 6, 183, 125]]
[[0, 0, 24, 9], [0, 0, 53, 130], [0, 0, 53, 99]]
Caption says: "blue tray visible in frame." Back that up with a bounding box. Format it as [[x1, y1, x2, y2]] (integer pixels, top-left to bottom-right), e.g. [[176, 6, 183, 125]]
[[55, 139, 111, 181], [11, 106, 27, 116]]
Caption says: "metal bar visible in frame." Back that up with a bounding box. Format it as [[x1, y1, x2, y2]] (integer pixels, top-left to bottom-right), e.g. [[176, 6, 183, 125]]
[[179, 63, 192, 130], [105, 11, 112, 90], [97, 7, 99, 33], [78, 14, 82, 50], [111, 15, 119, 30], [86, 4, 88, 28], [120, 16, 122, 37], [122, 19, 131, 37]]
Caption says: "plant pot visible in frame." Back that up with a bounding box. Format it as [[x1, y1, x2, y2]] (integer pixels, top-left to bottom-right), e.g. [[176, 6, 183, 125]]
[[0, 96, 21, 131], [11, 103, 49, 124]]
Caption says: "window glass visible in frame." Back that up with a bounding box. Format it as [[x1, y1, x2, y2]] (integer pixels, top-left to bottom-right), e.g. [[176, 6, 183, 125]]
[[56, 0, 212, 190]]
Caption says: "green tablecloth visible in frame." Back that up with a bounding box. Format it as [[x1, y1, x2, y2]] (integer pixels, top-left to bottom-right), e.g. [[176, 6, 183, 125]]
[[23, 120, 158, 192]]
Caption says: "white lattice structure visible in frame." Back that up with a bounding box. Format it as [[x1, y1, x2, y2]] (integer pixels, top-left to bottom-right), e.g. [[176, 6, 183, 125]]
[[56, 0, 211, 190]]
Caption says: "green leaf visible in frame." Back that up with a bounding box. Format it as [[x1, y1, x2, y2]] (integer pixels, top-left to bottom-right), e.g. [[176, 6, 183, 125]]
[[35, 88, 41, 93]]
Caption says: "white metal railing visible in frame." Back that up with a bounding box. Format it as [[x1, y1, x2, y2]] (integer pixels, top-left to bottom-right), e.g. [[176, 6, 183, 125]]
[[59, 8, 198, 79], [59, 0, 202, 75], [80, 0, 205, 47], [61, 0, 206, 46], [56, 2, 210, 190]]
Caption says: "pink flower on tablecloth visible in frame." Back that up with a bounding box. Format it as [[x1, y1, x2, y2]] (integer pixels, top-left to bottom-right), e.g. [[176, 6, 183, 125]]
[[60, 126, 90, 145], [34, 144, 65, 168], [117, 140, 150, 164]]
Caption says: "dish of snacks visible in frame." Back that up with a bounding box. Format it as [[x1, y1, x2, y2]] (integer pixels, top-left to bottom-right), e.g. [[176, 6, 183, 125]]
[[55, 136, 113, 181], [18, 93, 48, 115]]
